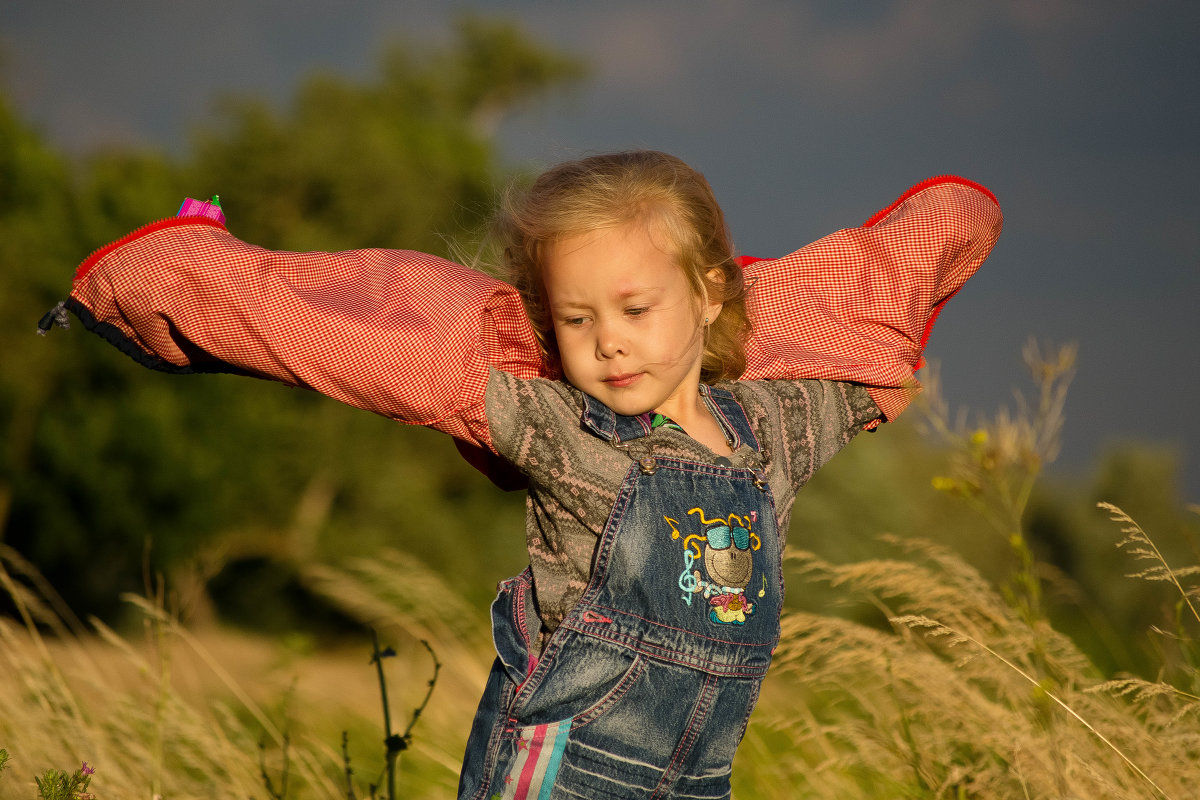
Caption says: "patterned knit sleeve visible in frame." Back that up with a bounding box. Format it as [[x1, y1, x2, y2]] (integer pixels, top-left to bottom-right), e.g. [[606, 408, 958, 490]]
[[739, 176, 1002, 423], [483, 370, 596, 476], [65, 218, 545, 452], [735, 379, 880, 501], [481, 370, 626, 506]]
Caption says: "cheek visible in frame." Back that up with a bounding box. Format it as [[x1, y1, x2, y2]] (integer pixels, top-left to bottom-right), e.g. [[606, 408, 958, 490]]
[[669, 316, 705, 355], [552, 333, 588, 375]]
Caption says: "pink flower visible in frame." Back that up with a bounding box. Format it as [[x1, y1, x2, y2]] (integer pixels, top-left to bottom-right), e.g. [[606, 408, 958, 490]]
[[80, 762, 95, 776], [709, 593, 746, 612], [709, 592, 753, 623]]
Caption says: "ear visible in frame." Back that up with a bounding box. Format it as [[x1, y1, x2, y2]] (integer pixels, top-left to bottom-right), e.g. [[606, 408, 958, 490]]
[[703, 267, 725, 326]]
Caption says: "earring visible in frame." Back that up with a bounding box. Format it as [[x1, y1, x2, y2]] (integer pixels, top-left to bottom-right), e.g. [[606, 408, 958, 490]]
[[704, 316, 710, 326]]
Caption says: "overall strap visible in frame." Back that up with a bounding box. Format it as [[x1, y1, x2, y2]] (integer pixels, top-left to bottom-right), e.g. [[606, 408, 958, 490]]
[[578, 387, 761, 451], [702, 385, 760, 453]]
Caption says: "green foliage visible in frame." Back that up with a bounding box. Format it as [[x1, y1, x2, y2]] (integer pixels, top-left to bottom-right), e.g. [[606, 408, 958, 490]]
[[34, 762, 94, 800], [189, 16, 584, 254], [1, 18, 581, 624]]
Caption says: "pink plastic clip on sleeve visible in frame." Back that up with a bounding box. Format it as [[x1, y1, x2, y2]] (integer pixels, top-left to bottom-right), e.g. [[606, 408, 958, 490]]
[[176, 195, 226, 225]]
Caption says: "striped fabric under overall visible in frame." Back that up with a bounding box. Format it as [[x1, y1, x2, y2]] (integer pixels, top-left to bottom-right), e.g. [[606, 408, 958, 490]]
[[498, 719, 572, 800]]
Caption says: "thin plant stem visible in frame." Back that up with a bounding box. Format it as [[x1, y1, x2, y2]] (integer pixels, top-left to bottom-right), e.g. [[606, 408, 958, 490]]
[[368, 632, 441, 800], [369, 629, 397, 800], [401, 639, 441, 745], [1100, 502, 1200, 626], [341, 731, 357, 800], [895, 615, 1174, 800]]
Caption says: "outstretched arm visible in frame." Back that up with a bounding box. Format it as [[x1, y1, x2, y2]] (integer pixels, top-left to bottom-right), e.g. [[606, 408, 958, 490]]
[[739, 175, 1003, 422], [56, 174, 999, 485], [64, 216, 545, 452]]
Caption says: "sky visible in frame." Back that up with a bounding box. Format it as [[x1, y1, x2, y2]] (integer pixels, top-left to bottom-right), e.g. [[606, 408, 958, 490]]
[[4, 1, 1198, 502]]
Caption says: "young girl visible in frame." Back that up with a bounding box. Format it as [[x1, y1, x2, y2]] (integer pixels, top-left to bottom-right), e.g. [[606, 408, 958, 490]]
[[53, 150, 1001, 798]]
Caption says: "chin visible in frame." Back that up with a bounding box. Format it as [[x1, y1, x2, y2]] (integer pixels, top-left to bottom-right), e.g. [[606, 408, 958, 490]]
[[593, 389, 655, 417], [606, 397, 655, 417]]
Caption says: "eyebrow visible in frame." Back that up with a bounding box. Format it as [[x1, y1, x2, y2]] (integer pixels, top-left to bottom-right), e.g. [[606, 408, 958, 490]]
[[552, 285, 661, 310], [617, 285, 659, 299]]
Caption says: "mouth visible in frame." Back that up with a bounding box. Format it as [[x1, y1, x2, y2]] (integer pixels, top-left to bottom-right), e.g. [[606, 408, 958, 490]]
[[602, 372, 643, 388]]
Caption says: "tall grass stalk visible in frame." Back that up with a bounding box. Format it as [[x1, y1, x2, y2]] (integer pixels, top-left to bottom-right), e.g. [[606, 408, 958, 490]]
[[735, 342, 1198, 799], [5, 343, 1200, 798], [740, 515, 1199, 798], [893, 614, 1173, 799], [0, 549, 343, 799], [1100, 501, 1200, 628], [922, 339, 1076, 625]]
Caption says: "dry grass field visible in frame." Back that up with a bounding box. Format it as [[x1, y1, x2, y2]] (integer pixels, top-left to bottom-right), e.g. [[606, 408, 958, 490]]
[[3, 505, 1197, 800], [3, 347, 1197, 799]]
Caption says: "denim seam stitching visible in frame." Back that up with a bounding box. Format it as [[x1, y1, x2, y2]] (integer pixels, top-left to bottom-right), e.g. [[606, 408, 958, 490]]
[[651, 673, 719, 799], [569, 653, 650, 730], [579, 603, 778, 648], [472, 677, 518, 800], [555, 625, 771, 678]]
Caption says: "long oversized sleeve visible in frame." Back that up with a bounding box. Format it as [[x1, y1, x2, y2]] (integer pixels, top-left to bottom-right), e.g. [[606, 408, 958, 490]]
[[739, 175, 1003, 421], [60, 174, 1000, 468], [66, 217, 544, 452]]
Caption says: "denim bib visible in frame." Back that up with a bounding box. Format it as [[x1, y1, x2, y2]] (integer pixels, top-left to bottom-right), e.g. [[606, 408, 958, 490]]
[[460, 387, 781, 800]]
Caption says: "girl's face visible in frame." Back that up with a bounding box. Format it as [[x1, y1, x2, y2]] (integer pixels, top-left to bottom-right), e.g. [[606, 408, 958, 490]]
[[543, 222, 722, 421]]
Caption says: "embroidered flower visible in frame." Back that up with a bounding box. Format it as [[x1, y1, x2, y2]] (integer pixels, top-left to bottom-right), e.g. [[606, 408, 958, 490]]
[[709, 592, 752, 623]]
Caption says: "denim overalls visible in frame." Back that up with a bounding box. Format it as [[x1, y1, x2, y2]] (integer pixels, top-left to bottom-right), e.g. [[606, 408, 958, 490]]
[[459, 387, 782, 800]]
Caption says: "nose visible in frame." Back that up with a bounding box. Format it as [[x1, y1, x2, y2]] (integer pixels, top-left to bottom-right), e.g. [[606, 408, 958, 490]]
[[594, 317, 627, 359]]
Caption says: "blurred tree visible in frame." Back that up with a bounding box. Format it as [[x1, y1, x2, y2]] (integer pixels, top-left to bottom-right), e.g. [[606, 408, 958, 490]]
[[2, 17, 583, 625], [0, 91, 79, 548], [190, 15, 585, 253]]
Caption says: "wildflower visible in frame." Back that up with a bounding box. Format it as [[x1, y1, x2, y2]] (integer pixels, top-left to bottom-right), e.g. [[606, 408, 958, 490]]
[[80, 762, 95, 776], [931, 475, 957, 492]]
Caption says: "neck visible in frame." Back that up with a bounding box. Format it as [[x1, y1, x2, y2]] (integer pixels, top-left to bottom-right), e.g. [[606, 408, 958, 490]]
[[657, 389, 732, 456]]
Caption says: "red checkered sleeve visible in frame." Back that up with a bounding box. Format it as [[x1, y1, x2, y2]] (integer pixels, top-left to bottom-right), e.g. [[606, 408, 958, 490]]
[[739, 175, 1002, 422], [68, 217, 544, 452], [65, 175, 998, 467]]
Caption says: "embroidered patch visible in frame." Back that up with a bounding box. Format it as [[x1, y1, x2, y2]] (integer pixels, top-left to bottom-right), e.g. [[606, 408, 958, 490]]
[[498, 718, 572, 799], [665, 508, 764, 625]]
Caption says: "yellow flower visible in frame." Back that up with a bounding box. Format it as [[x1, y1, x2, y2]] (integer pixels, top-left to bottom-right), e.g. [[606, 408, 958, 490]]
[[931, 476, 958, 492]]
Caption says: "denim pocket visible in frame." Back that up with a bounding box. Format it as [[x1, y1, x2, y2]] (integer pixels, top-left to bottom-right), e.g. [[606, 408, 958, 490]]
[[499, 647, 756, 799], [511, 634, 645, 728]]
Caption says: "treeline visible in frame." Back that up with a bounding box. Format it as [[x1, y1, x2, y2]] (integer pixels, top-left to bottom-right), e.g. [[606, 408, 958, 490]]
[[1, 18, 1195, 684], [0, 18, 583, 624]]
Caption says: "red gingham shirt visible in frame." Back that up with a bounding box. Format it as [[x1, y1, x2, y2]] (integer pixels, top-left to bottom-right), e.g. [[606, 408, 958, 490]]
[[69, 175, 1001, 473], [740, 175, 1001, 420]]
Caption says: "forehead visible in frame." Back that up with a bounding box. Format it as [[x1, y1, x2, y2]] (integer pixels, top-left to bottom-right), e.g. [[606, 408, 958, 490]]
[[543, 223, 687, 302]]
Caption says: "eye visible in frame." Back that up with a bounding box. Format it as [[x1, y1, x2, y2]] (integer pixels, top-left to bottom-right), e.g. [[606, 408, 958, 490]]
[[625, 306, 650, 318], [562, 315, 589, 327]]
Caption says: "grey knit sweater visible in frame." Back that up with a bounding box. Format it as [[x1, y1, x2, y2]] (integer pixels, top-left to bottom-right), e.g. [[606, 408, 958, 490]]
[[484, 369, 880, 638]]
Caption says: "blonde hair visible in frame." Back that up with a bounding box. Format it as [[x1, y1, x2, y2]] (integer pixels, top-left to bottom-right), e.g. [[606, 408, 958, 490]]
[[495, 150, 749, 383]]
